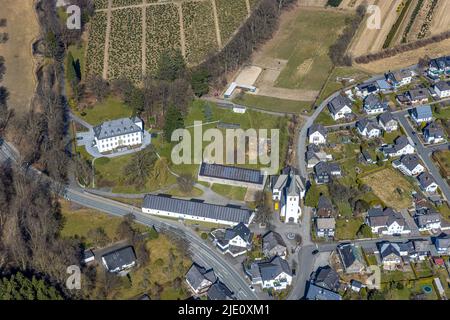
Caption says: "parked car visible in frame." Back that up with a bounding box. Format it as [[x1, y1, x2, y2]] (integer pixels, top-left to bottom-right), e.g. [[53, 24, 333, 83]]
[[312, 249, 319, 255]]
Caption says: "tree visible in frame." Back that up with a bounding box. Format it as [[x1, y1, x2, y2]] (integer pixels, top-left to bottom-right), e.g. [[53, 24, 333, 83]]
[[129, 87, 144, 114], [0, 56, 5, 82], [356, 224, 372, 238], [0, 272, 64, 300], [191, 68, 210, 97], [254, 204, 273, 225], [123, 145, 158, 187], [163, 106, 184, 142], [86, 75, 109, 102], [177, 173, 194, 194], [157, 50, 186, 81], [87, 227, 111, 247]]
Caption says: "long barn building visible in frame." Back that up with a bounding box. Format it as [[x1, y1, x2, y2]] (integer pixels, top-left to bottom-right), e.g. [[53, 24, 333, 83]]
[[142, 194, 255, 226]]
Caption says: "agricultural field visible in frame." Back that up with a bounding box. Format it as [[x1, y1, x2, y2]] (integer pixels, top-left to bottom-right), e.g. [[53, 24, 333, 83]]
[[0, 0, 39, 114], [145, 3, 181, 74], [108, 8, 143, 81], [216, 0, 249, 43], [86, 11, 107, 77], [348, 0, 405, 56], [361, 168, 417, 210], [87, 0, 257, 80], [182, 1, 218, 65]]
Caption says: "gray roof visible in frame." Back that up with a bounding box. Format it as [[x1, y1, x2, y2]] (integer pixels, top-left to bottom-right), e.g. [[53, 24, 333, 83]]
[[224, 222, 252, 243], [357, 118, 380, 132], [412, 105, 432, 120], [357, 82, 378, 94], [314, 266, 340, 292], [262, 231, 286, 252], [337, 243, 363, 269], [429, 56, 450, 70], [408, 88, 428, 100], [199, 162, 265, 185], [143, 194, 253, 224], [418, 172, 436, 188], [258, 256, 292, 282], [435, 235, 450, 249], [186, 263, 217, 290], [434, 80, 450, 91], [399, 154, 421, 171], [368, 207, 406, 228], [364, 94, 387, 110], [424, 122, 444, 138], [385, 136, 412, 154], [93, 116, 142, 140], [416, 212, 441, 226], [207, 281, 234, 300], [305, 283, 342, 300], [379, 242, 401, 259], [314, 161, 341, 175], [308, 124, 327, 137], [378, 112, 396, 126], [102, 246, 136, 271], [316, 217, 336, 230], [328, 95, 352, 114]]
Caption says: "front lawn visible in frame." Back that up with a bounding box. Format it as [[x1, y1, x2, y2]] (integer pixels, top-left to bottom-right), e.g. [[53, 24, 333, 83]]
[[233, 93, 313, 114], [211, 184, 247, 202], [76, 97, 134, 125], [335, 217, 364, 240]]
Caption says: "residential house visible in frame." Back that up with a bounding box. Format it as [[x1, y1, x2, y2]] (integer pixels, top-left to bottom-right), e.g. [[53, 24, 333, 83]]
[[316, 217, 336, 238], [312, 266, 340, 292], [385, 69, 413, 88], [433, 81, 450, 99], [423, 122, 445, 144], [356, 118, 382, 138], [262, 231, 287, 259], [411, 105, 433, 124], [414, 208, 441, 231], [407, 88, 429, 104], [417, 172, 439, 193], [366, 207, 410, 236], [247, 256, 293, 290], [396, 93, 411, 106], [428, 56, 450, 77], [412, 239, 431, 261], [93, 116, 144, 153], [305, 283, 342, 300], [207, 281, 235, 300], [337, 243, 366, 274], [185, 263, 217, 295], [350, 280, 363, 293], [378, 112, 398, 132], [306, 144, 332, 168], [378, 242, 402, 270], [328, 95, 353, 121], [270, 167, 306, 223], [101, 246, 137, 274], [434, 234, 450, 255], [375, 79, 392, 92], [361, 149, 374, 164], [355, 82, 379, 98], [392, 154, 425, 176], [363, 94, 388, 115], [198, 162, 266, 190], [82, 249, 95, 264], [308, 124, 327, 145], [316, 195, 334, 218], [382, 136, 415, 158], [215, 222, 253, 257], [314, 161, 342, 184]]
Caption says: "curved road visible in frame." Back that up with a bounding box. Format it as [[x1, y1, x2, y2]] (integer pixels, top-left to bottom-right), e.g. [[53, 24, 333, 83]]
[[0, 140, 258, 300]]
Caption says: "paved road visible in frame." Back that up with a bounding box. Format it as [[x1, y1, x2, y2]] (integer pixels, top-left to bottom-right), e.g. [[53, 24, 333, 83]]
[[395, 112, 450, 202], [0, 141, 258, 300]]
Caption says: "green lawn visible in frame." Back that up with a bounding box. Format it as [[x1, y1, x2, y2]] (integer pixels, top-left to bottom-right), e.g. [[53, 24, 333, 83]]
[[232, 93, 313, 114], [382, 130, 402, 145], [270, 9, 352, 90], [304, 183, 330, 207], [335, 217, 364, 240], [315, 109, 335, 126], [76, 97, 134, 125], [211, 184, 247, 202]]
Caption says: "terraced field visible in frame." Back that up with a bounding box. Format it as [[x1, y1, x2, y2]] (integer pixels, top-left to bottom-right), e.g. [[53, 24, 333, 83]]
[[86, 11, 107, 77], [86, 0, 257, 81], [145, 3, 182, 74], [182, 1, 218, 65], [216, 0, 249, 43], [108, 8, 143, 81]]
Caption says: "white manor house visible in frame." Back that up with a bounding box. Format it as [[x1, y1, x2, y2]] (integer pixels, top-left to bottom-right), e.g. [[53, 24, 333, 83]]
[[93, 116, 144, 153]]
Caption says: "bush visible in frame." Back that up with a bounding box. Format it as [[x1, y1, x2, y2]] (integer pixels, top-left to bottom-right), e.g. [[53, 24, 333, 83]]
[[201, 233, 208, 240]]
